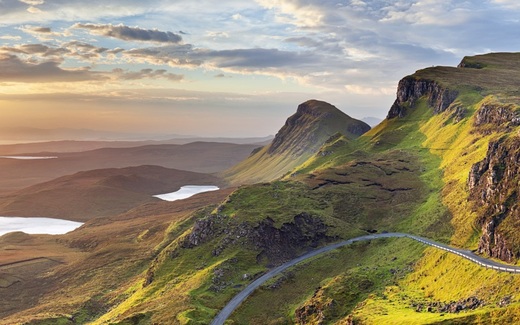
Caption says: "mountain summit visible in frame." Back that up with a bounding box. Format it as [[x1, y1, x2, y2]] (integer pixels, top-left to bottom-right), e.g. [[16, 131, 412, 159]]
[[222, 99, 370, 184]]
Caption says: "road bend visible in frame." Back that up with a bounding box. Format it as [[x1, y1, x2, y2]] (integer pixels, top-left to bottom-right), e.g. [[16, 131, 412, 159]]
[[210, 232, 520, 325]]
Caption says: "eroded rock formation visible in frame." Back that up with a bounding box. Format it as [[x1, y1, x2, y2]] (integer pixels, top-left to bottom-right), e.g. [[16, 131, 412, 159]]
[[468, 136, 520, 262], [387, 76, 458, 118]]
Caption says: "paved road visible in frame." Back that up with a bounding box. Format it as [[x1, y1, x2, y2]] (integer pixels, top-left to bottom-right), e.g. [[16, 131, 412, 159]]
[[210, 232, 520, 325]]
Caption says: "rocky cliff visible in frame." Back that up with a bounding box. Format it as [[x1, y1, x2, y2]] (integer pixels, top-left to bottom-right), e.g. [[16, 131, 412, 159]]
[[387, 76, 459, 119], [468, 136, 520, 262]]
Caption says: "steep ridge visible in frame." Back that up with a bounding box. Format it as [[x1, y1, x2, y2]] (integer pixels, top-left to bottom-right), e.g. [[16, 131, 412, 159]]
[[0, 165, 223, 221], [222, 99, 370, 184]]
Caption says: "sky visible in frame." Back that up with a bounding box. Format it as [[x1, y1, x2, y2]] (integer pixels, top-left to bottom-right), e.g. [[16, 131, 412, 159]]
[[1, 0, 520, 139]]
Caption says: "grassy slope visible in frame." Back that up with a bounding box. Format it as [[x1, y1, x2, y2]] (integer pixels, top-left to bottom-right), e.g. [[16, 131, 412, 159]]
[[86, 100, 447, 324], [348, 54, 520, 324], [227, 53, 520, 324]]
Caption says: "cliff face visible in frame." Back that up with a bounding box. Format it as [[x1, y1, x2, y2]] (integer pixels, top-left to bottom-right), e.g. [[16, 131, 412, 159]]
[[468, 136, 520, 262], [474, 102, 520, 132], [387, 76, 458, 119]]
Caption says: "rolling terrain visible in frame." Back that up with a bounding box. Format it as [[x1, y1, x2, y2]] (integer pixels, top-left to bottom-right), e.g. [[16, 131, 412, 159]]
[[1, 52, 520, 324], [0, 136, 272, 155], [0, 141, 260, 192], [0, 165, 223, 221]]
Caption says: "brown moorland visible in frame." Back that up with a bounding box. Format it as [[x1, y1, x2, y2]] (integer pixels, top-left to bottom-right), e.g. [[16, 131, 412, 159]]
[[0, 165, 224, 222], [0, 141, 260, 192], [0, 187, 234, 324]]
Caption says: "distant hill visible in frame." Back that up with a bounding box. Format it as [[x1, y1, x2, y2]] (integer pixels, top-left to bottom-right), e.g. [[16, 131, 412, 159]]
[[0, 142, 259, 192], [221, 99, 370, 184], [0, 136, 273, 155], [0, 165, 223, 221]]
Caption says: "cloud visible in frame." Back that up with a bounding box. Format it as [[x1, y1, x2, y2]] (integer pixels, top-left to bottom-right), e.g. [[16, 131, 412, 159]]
[[112, 68, 183, 82], [62, 41, 109, 60], [19, 25, 70, 40], [123, 44, 202, 67], [0, 35, 22, 40], [18, 0, 44, 5], [0, 43, 70, 57], [73, 23, 183, 44], [199, 48, 316, 69], [0, 53, 97, 82]]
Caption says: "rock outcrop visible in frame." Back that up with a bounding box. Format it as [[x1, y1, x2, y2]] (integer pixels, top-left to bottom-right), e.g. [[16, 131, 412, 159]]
[[387, 76, 458, 119], [474, 102, 520, 132], [468, 136, 520, 262], [181, 212, 335, 265]]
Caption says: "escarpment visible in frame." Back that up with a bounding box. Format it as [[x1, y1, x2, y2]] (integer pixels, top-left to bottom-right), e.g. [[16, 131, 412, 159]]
[[468, 136, 520, 262], [387, 76, 458, 118]]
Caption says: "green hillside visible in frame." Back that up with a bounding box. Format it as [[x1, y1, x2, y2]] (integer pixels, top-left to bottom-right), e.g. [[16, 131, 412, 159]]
[[3, 53, 520, 325]]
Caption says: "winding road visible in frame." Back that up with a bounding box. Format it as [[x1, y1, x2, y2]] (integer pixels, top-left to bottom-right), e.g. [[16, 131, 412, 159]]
[[210, 232, 520, 325]]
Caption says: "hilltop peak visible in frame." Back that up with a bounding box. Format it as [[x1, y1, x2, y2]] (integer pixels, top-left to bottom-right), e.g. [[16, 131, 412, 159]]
[[269, 100, 370, 155], [295, 99, 341, 116], [222, 100, 370, 184]]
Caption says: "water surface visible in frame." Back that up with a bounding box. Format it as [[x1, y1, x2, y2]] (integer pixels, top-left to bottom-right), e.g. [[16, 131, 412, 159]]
[[0, 156, 58, 160], [153, 185, 219, 202], [0, 217, 83, 236]]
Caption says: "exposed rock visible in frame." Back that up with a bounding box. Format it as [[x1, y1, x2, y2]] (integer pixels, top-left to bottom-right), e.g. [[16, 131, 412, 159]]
[[411, 296, 484, 314], [252, 213, 333, 265], [468, 136, 520, 262], [181, 214, 230, 248], [499, 295, 512, 307], [474, 102, 520, 133], [458, 57, 485, 69], [450, 104, 467, 123], [387, 76, 458, 119], [181, 212, 334, 265]]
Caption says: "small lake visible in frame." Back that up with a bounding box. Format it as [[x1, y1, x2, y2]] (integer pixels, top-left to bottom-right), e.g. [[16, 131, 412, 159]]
[[0, 217, 83, 237], [0, 156, 58, 160], [153, 185, 220, 202]]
